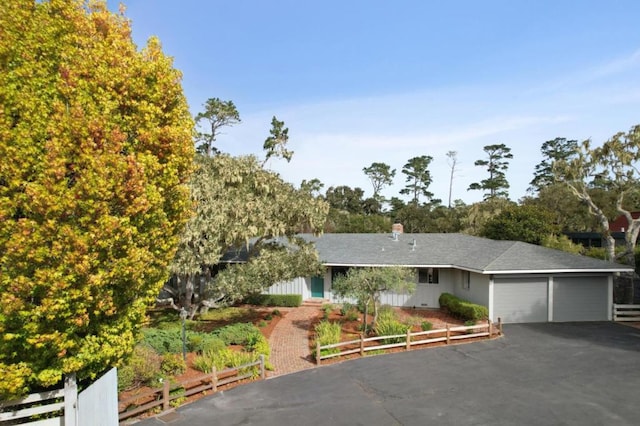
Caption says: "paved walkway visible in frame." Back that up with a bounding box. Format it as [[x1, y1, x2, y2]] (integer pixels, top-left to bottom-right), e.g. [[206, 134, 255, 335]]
[[268, 306, 320, 377]]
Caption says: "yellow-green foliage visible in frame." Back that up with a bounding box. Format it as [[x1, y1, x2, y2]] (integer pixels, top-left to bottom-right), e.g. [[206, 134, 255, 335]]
[[0, 0, 194, 397]]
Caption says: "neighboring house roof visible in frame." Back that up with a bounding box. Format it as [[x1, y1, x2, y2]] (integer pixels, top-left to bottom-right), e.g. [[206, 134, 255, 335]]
[[299, 233, 633, 275]]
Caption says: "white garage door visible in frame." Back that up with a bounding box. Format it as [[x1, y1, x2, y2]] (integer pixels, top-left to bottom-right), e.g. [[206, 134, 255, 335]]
[[553, 276, 608, 322], [493, 277, 548, 323]]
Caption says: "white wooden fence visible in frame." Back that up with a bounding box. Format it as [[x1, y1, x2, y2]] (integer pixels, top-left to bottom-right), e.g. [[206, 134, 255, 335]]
[[0, 368, 117, 426], [613, 304, 640, 322]]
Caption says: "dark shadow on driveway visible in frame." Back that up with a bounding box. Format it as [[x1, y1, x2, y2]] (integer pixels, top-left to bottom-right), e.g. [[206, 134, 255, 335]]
[[137, 322, 640, 426]]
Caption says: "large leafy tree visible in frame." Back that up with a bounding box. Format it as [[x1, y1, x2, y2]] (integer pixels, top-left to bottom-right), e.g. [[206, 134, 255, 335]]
[[400, 155, 435, 205], [468, 144, 513, 200], [194, 98, 240, 157], [0, 0, 194, 397], [169, 154, 329, 312], [480, 205, 559, 245], [529, 138, 578, 192], [554, 125, 640, 265], [332, 267, 415, 334]]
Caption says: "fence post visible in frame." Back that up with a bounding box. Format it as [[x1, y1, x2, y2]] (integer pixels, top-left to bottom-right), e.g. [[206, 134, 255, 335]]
[[316, 339, 321, 365], [405, 329, 411, 351], [360, 334, 364, 356], [446, 324, 450, 345], [259, 354, 266, 380], [488, 319, 492, 339], [162, 380, 170, 411], [498, 317, 503, 335], [64, 373, 78, 426], [211, 367, 218, 392]]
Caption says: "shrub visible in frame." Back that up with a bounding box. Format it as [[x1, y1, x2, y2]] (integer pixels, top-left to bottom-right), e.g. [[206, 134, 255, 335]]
[[315, 320, 341, 357], [142, 329, 183, 355], [264, 313, 273, 321], [345, 308, 359, 322], [321, 304, 333, 319], [402, 315, 424, 328], [258, 320, 268, 328], [374, 317, 409, 344], [272, 309, 282, 317], [377, 304, 397, 322], [438, 293, 488, 321], [161, 353, 186, 376], [340, 302, 354, 316], [243, 294, 302, 307], [117, 344, 163, 391], [421, 321, 433, 331], [212, 323, 260, 345]]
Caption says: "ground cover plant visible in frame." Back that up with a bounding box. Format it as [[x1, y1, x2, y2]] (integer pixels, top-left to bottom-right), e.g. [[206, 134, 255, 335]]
[[118, 307, 280, 392]]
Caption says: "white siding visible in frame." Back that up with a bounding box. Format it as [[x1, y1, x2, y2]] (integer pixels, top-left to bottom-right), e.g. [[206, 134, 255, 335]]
[[265, 277, 309, 300], [454, 271, 490, 307], [493, 277, 548, 323], [552, 276, 608, 322]]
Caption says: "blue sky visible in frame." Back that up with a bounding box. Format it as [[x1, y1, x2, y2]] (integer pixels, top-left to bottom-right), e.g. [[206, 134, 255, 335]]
[[107, 0, 640, 204]]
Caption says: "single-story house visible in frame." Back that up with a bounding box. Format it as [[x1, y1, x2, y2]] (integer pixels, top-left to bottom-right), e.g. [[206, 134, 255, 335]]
[[263, 232, 633, 324]]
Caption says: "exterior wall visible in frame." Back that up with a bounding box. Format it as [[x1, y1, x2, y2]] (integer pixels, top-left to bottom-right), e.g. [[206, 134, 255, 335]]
[[265, 276, 310, 300], [328, 267, 458, 308], [453, 270, 490, 307]]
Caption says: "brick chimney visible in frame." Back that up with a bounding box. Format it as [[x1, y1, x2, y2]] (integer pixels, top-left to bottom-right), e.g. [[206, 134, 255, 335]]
[[392, 223, 403, 234]]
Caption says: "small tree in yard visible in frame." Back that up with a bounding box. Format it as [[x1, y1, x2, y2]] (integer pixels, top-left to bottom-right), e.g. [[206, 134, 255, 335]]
[[332, 267, 415, 334]]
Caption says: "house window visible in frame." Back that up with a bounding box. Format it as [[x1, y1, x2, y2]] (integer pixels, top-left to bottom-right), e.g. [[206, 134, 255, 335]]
[[418, 268, 439, 284], [331, 266, 350, 283], [462, 271, 470, 290]]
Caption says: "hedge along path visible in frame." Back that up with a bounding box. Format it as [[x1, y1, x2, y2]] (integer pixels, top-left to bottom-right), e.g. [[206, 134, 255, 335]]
[[267, 307, 321, 376]]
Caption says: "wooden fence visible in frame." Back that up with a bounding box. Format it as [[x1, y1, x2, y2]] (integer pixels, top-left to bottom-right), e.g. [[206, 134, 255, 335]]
[[316, 320, 502, 364], [118, 355, 265, 422], [613, 304, 640, 322]]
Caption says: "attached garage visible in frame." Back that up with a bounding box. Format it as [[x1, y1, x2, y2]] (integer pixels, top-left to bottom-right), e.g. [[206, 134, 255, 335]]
[[552, 276, 609, 322], [493, 277, 548, 323]]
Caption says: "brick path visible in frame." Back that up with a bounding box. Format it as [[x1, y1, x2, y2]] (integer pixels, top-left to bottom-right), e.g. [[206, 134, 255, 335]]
[[268, 306, 320, 377]]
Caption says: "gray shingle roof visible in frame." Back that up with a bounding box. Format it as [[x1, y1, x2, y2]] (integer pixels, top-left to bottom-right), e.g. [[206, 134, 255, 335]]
[[299, 233, 632, 274]]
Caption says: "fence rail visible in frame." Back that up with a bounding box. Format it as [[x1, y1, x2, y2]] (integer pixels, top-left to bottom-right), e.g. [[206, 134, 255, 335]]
[[316, 320, 502, 364], [613, 304, 640, 322], [118, 355, 265, 422]]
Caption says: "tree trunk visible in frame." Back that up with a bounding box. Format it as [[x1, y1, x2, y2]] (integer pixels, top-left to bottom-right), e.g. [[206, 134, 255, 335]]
[[184, 273, 194, 310]]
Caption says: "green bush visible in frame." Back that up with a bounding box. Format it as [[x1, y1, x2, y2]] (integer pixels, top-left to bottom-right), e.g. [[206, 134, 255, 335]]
[[193, 348, 261, 377], [161, 353, 186, 376], [141, 329, 183, 355], [421, 321, 433, 331], [340, 302, 354, 316], [186, 332, 227, 354], [374, 317, 409, 344], [315, 320, 341, 357], [438, 293, 488, 321], [243, 294, 302, 307], [272, 309, 282, 317], [321, 303, 333, 319], [212, 323, 260, 345], [345, 308, 359, 322], [117, 344, 163, 391], [377, 304, 398, 322]]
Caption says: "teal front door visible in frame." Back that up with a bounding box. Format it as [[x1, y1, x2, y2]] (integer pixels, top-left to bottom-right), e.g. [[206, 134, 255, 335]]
[[311, 276, 324, 298]]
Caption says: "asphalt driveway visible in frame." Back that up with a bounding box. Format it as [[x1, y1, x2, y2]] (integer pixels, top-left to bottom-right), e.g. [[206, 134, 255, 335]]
[[138, 322, 640, 425]]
